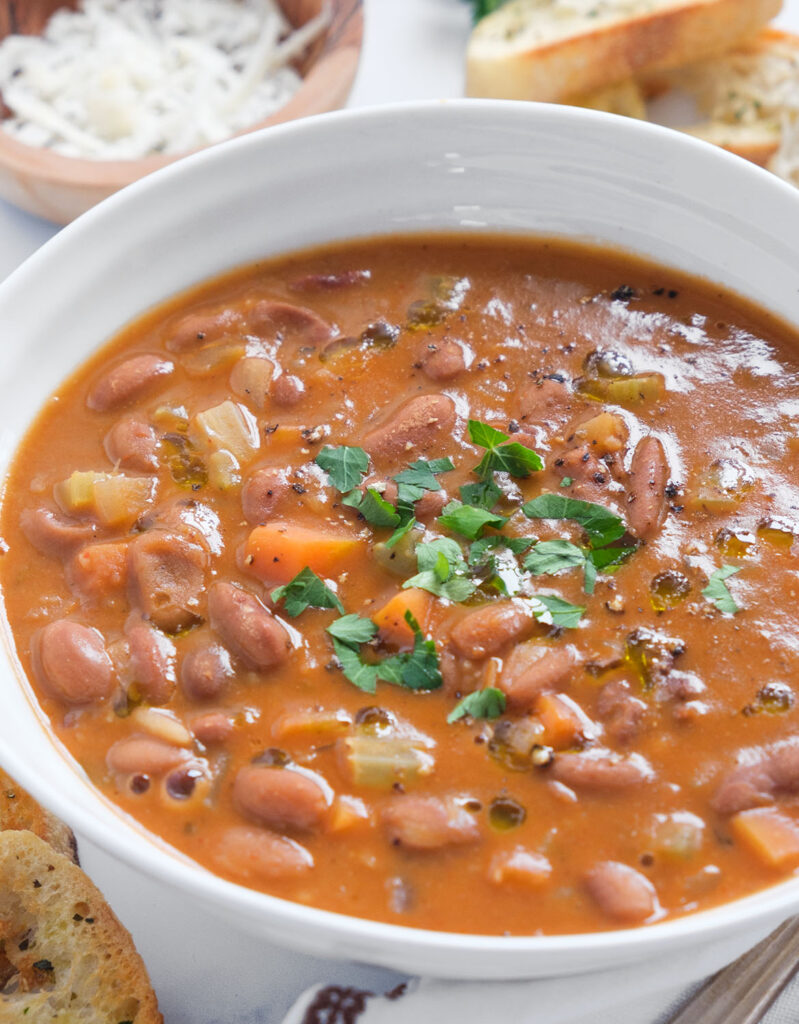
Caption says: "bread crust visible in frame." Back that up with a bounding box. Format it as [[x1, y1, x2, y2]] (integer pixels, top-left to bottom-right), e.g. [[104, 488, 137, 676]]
[[466, 0, 783, 101], [0, 830, 162, 1022], [0, 768, 78, 863]]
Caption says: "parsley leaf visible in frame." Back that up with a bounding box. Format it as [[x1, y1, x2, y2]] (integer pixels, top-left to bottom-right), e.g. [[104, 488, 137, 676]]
[[329, 637, 379, 693], [560, 476, 573, 487], [529, 594, 585, 629], [327, 613, 377, 645], [460, 477, 502, 510], [315, 445, 369, 492], [522, 493, 626, 548], [271, 567, 344, 617], [438, 500, 507, 540], [394, 457, 455, 504], [524, 539, 586, 576], [468, 535, 534, 566], [396, 611, 443, 690], [404, 537, 475, 602], [702, 565, 741, 614], [385, 516, 418, 549], [343, 487, 401, 527], [447, 687, 507, 723], [468, 419, 543, 480]]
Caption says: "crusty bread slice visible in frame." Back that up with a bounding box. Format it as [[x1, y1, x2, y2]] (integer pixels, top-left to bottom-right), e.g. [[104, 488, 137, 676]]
[[466, 0, 782, 102], [0, 830, 162, 1022], [0, 768, 78, 864], [639, 29, 799, 173]]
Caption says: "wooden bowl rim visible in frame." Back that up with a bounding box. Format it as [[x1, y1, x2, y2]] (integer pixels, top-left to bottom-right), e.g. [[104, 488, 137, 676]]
[[0, 0, 363, 190]]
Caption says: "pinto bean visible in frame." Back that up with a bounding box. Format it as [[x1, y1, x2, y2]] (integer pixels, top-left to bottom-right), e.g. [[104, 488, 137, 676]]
[[584, 861, 658, 923], [627, 436, 670, 539], [499, 642, 577, 710], [167, 309, 242, 352], [551, 749, 654, 790], [246, 300, 331, 346], [272, 374, 305, 407], [208, 582, 291, 670], [107, 734, 189, 776], [125, 616, 177, 705], [241, 467, 291, 524], [381, 796, 480, 851], [233, 765, 330, 831], [87, 354, 174, 412], [144, 500, 223, 555], [555, 444, 611, 496], [181, 643, 234, 701], [415, 488, 447, 521], [364, 394, 456, 462], [289, 270, 370, 292], [32, 620, 114, 705], [191, 710, 235, 745], [519, 376, 570, 421], [212, 826, 313, 881], [449, 600, 535, 660], [127, 530, 208, 633], [422, 339, 466, 381], [596, 679, 647, 744], [104, 416, 159, 472], [21, 507, 97, 559], [711, 739, 799, 816]]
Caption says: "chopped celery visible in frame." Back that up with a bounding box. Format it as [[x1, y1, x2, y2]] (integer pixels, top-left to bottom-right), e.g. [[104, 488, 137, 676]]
[[338, 734, 435, 788], [54, 471, 154, 527], [577, 372, 664, 406], [687, 459, 753, 513]]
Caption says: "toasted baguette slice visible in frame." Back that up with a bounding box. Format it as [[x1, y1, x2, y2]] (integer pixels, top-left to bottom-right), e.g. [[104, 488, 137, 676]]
[[0, 831, 162, 1022], [640, 29, 799, 172], [0, 768, 78, 863], [466, 0, 782, 102]]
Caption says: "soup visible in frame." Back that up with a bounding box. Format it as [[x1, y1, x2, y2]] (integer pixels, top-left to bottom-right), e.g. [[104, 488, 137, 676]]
[[3, 234, 799, 935]]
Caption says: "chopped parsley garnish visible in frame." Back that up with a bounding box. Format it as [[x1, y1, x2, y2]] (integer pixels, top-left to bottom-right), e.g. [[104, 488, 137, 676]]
[[524, 536, 636, 594], [438, 500, 507, 540], [315, 444, 369, 492], [560, 476, 573, 487], [702, 565, 741, 614], [521, 493, 626, 548], [447, 687, 507, 724], [529, 594, 585, 629], [271, 568, 345, 617], [326, 611, 442, 694], [343, 486, 400, 527], [468, 534, 535, 566], [403, 537, 476, 602], [459, 477, 502, 511], [385, 515, 418, 549], [394, 457, 455, 504], [468, 419, 543, 480]]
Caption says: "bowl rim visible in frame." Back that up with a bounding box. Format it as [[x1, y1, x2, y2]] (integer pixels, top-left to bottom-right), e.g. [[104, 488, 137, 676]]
[[0, 0, 364, 189], [2, 97, 799, 974]]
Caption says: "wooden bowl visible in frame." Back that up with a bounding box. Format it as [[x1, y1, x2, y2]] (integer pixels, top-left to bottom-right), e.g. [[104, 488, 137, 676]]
[[0, 0, 363, 223]]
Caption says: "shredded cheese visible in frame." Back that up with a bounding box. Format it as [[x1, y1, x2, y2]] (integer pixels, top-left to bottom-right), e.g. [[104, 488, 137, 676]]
[[0, 0, 330, 160]]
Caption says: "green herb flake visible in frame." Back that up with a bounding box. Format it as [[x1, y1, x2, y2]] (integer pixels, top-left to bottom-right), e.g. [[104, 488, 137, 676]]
[[394, 611, 444, 691], [522, 493, 626, 548], [560, 476, 574, 487], [529, 594, 585, 629], [329, 637, 379, 694], [459, 477, 502, 511], [702, 565, 742, 614], [327, 613, 378, 645], [343, 486, 401, 528], [447, 687, 507, 723], [271, 567, 345, 617], [524, 539, 586, 576], [315, 444, 369, 493], [394, 457, 455, 504], [404, 537, 475, 602], [438, 499, 507, 540], [468, 419, 543, 480], [385, 516, 418, 549]]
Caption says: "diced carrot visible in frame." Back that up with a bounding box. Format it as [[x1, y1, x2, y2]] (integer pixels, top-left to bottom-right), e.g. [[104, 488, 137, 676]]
[[244, 521, 363, 584], [372, 588, 432, 648], [487, 847, 552, 889], [730, 807, 799, 869], [534, 692, 589, 750], [328, 795, 371, 833], [68, 541, 129, 599]]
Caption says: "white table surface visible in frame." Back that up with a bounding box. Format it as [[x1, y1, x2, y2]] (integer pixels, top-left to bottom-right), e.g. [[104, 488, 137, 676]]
[[4, 2, 799, 1021]]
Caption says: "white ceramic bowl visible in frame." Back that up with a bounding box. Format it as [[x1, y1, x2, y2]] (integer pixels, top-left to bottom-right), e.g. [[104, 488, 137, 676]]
[[2, 100, 799, 982]]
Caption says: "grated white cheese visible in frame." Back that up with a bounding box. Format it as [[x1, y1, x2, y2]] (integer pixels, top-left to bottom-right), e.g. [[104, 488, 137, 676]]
[[0, 0, 330, 159]]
